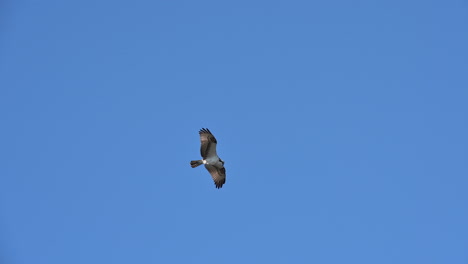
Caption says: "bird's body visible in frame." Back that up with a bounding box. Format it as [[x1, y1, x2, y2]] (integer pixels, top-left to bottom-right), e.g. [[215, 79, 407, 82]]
[[190, 128, 226, 189], [204, 156, 223, 166]]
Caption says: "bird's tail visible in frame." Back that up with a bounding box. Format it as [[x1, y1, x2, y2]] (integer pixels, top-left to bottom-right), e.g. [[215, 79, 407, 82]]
[[190, 160, 203, 168]]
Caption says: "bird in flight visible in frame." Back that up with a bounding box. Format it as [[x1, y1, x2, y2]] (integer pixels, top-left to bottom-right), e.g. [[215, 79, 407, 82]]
[[190, 128, 226, 189]]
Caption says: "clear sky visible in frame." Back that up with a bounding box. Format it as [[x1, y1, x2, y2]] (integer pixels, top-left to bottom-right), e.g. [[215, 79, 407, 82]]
[[1, 0, 467, 263]]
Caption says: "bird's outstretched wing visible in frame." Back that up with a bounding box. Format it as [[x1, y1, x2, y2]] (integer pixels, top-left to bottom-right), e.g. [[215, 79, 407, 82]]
[[205, 165, 226, 189], [199, 128, 217, 159]]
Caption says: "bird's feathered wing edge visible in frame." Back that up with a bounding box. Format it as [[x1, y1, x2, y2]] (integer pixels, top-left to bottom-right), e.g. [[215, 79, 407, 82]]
[[199, 128, 217, 159], [205, 165, 226, 189]]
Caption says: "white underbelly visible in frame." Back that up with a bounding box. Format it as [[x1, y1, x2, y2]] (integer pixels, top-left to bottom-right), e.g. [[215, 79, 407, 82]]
[[204, 156, 221, 166]]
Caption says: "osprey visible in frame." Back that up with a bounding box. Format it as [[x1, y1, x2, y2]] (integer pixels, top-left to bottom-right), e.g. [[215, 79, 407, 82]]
[[190, 128, 226, 189]]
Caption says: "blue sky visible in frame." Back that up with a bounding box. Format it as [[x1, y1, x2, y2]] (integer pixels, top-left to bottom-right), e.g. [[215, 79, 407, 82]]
[[1, 0, 467, 263]]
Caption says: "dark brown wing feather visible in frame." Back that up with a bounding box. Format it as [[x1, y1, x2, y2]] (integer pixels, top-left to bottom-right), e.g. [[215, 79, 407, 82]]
[[205, 165, 226, 189], [199, 128, 217, 159]]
